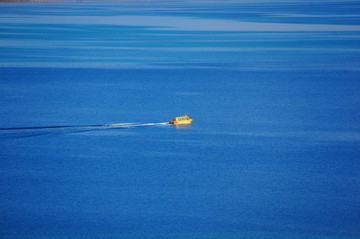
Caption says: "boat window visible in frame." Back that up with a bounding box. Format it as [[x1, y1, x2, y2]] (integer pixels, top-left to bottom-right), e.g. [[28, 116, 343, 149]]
[[179, 117, 187, 121]]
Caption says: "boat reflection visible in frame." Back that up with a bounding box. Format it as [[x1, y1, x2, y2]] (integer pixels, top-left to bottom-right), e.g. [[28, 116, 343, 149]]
[[174, 124, 191, 129]]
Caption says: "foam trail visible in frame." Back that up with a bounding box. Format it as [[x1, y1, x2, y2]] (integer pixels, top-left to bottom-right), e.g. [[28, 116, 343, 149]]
[[107, 122, 169, 127], [0, 122, 170, 138]]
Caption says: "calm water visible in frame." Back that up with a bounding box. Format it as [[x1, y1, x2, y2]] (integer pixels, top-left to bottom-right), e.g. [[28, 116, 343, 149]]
[[0, 1, 360, 238]]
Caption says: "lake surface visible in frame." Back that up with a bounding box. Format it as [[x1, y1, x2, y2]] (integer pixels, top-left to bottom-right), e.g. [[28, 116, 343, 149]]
[[0, 1, 360, 238]]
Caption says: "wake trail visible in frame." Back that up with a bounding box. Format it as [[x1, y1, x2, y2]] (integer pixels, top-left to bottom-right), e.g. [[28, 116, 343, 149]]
[[0, 122, 170, 138]]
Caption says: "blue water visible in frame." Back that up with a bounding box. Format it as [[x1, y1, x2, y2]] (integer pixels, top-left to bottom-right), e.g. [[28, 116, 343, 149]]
[[1, 1, 360, 238]]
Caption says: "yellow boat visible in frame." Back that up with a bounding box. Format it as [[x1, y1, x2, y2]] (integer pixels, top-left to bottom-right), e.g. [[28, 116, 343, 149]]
[[169, 114, 193, 125]]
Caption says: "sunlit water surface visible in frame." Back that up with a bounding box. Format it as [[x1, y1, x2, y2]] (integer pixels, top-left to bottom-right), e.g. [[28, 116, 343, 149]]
[[0, 1, 359, 238]]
